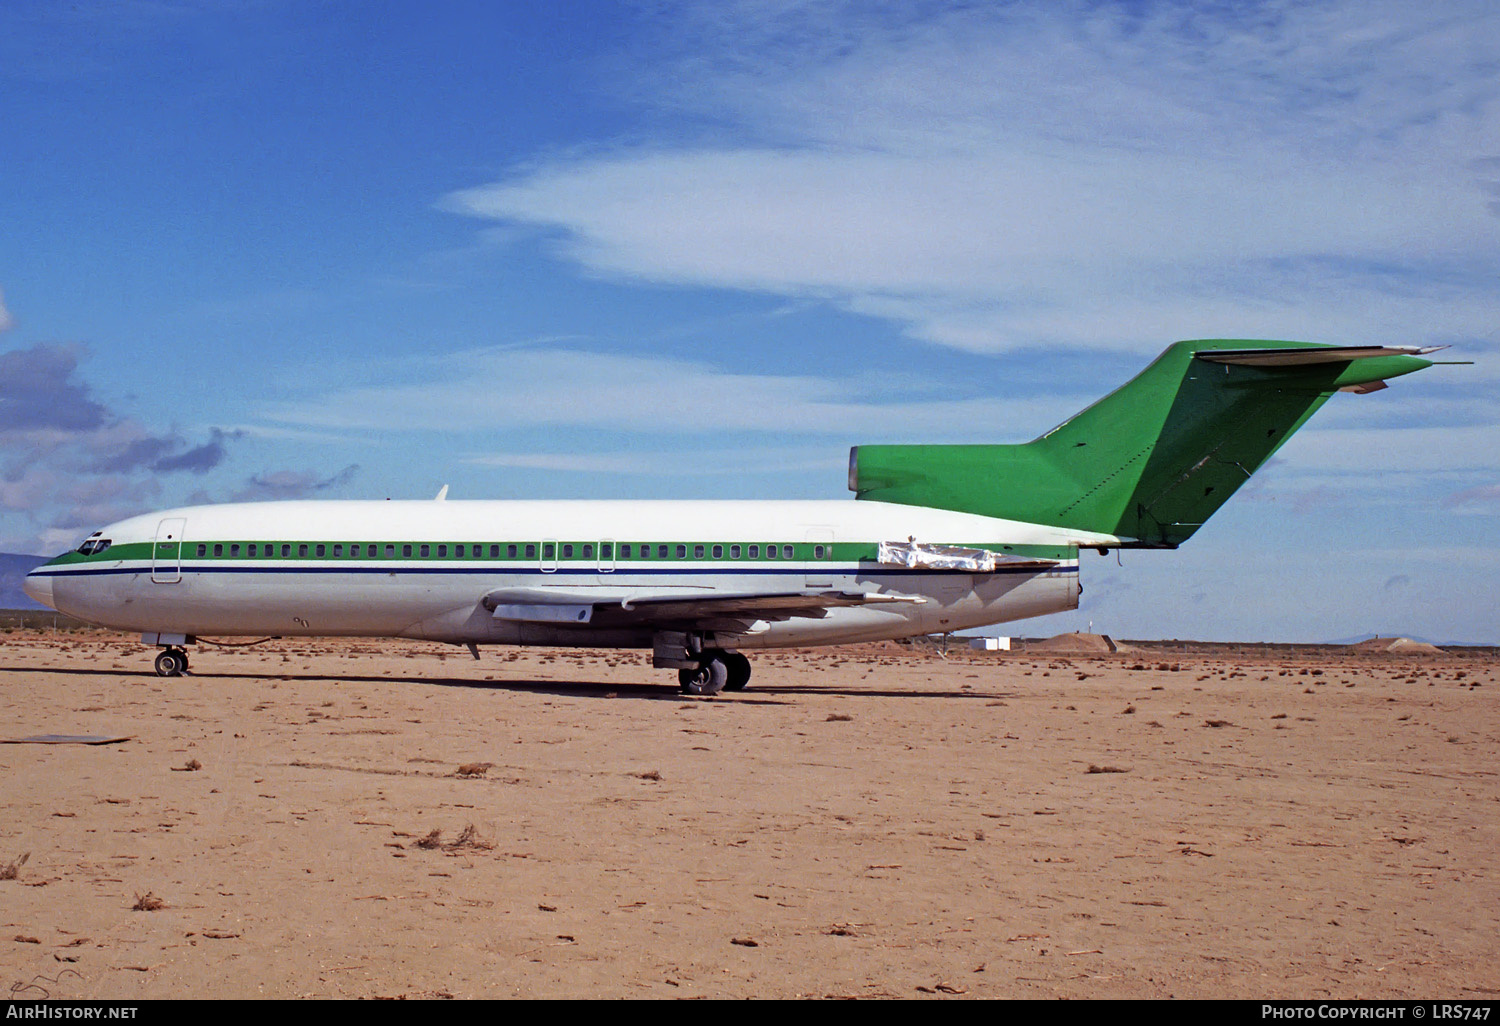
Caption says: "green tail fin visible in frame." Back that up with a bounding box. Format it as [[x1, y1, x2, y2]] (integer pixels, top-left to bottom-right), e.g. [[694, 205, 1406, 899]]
[[850, 340, 1434, 546]]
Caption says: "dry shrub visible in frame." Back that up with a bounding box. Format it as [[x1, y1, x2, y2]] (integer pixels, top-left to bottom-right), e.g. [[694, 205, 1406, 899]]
[[1, 852, 30, 880], [446, 825, 494, 852], [132, 892, 166, 911], [414, 825, 494, 852]]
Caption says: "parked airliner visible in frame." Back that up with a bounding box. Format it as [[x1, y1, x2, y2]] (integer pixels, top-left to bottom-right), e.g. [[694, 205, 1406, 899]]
[[24, 340, 1439, 694]]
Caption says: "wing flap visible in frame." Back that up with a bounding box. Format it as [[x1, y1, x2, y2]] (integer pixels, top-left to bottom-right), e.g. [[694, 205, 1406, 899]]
[[484, 587, 923, 629]]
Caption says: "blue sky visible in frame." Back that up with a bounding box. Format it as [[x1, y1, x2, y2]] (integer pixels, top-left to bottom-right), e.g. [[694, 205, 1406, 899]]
[[1, 0, 1496, 641]]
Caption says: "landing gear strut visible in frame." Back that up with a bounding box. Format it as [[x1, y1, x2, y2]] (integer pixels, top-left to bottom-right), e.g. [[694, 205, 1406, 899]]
[[154, 647, 189, 677]]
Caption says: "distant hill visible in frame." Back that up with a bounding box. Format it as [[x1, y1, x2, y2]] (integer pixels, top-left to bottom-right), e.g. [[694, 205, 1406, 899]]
[[0, 552, 48, 609], [1328, 631, 1496, 648]]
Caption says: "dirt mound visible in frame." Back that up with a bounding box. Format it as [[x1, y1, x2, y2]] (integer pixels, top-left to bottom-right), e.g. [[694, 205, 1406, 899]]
[[1349, 636, 1445, 656], [1025, 632, 1132, 654]]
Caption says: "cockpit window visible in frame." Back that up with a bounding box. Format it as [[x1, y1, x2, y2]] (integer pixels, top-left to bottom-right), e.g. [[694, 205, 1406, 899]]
[[76, 538, 112, 556]]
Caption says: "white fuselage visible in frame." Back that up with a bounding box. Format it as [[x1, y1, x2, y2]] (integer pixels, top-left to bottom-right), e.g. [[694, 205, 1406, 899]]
[[26, 499, 1109, 649]]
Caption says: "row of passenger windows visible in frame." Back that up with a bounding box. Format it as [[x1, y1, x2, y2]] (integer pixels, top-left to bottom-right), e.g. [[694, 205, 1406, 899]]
[[190, 541, 826, 560]]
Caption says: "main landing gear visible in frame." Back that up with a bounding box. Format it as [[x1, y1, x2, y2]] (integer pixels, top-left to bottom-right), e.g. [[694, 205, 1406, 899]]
[[142, 633, 196, 677], [154, 647, 190, 677], [678, 649, 752, 696]]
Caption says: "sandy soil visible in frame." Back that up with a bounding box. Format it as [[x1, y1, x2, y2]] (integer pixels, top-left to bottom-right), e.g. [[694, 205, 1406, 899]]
[[0, 631, 1495, 999]]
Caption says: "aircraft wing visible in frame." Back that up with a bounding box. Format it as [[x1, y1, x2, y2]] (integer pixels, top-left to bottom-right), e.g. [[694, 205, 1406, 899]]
[[482, 587, 923, 631]]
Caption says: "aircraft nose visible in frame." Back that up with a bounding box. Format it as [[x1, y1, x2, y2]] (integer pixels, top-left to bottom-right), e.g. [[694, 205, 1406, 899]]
[[22, 570, 55, 610]]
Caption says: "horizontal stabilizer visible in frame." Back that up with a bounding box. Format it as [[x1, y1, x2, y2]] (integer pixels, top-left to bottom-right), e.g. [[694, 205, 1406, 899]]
[[1194, 345, 1444, 367]]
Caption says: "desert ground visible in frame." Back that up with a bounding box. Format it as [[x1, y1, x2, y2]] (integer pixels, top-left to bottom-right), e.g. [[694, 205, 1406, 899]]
[[0, 629, 1495, 1000]]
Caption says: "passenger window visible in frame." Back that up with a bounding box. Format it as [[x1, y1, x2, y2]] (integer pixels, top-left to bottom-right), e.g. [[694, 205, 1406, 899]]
[[783, 545, 794, 559], [249, 544, 258, 557], [314, 544, 325, 557], [366, 544, 376, 557], [675, 545, 686, 559], [525, 544, 536, 559], [814, 544, 825, 559], [213, 544, 223, 557], [562, 544, 573, 558], [231, 544, 241, 557], [420, 544, 430, 557], [438, 544, 448, 557], [197, 544, 207, 557], [766, 545, 777, 560], [583, 543, 594, 559], [543, 543, 554, 559], [402, 544, 412, 557], [453, 545, 462, 557], [731, 544, 741, 559], [385, 544, 395, 558], [712, 545, 723, 559], [507, 544, 518, 558], [749, 545, 759, 558], [295, 544, 306, 557], [693, 545, 705, 558], [620, 544, 631, 559], [657, 545, 668, 559]]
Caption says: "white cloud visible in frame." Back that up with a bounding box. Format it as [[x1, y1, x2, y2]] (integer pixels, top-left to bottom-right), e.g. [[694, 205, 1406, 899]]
[[1281, 424, 1500, 476], [446, 1, 1500, 354], [465, 444, 846, 476], [262, 346, 1076, 440], [1442, 482, 1500, 511]]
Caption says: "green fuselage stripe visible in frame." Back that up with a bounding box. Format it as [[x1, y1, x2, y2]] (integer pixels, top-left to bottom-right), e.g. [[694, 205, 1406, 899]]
[[51, 539, 1076, 566]]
